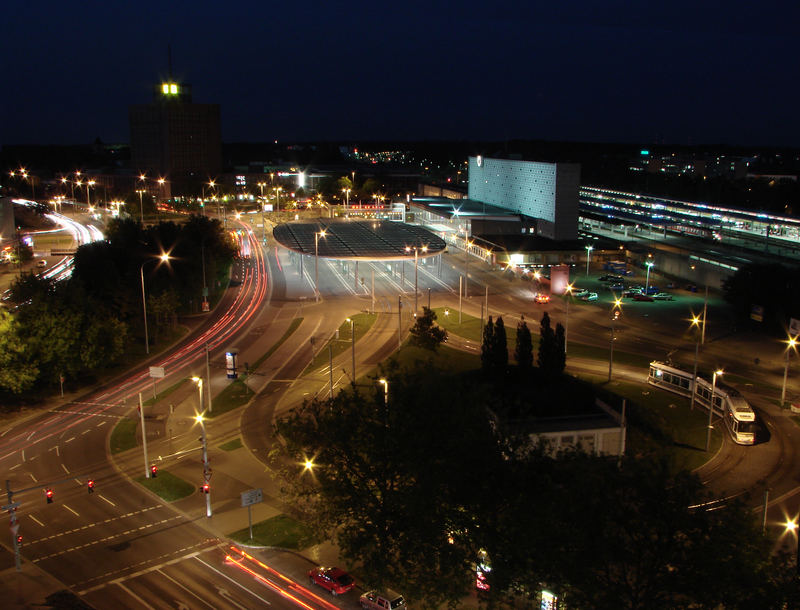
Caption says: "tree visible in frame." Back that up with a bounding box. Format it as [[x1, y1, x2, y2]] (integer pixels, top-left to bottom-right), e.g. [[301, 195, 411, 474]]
[[514, 317, 533, 368], [553, 322, 566, 374], [0, 309, 38, 395], [492, 316, 508, 368], [537, 312, 560, 375], [481, 316, 495, 370], [271, 362, 502, 606], [408, 306, 447, 351]]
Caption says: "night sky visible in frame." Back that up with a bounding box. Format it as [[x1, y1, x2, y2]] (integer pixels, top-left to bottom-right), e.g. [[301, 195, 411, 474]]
[[3, 1, 798, 147]]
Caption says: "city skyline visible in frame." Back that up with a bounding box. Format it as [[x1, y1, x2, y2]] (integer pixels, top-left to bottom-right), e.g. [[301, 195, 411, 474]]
[[3, 1, 798, 148]]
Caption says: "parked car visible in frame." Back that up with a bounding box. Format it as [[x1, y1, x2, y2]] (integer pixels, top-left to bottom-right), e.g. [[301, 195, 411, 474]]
[[653, 292, 674, 300], [599, 274, 624, 282], [308, 566, 355, 596], [534, 293, 550, 304], [644, 286, 660, 295], [609, 283, 625, 292], [360, 590, 407, 610], [36, 259, 47, 268], [580, 292, 599, 301], [572, 288, 589, 298], [623, 288, 643, 297], [633, 293, 654, 302]]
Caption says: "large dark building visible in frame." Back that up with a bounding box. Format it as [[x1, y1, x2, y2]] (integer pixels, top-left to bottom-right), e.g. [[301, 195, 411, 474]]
[[129, 81, 222, 197]]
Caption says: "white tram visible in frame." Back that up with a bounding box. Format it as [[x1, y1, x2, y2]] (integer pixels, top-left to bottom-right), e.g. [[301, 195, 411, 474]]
[[647, 361, 756, 445]]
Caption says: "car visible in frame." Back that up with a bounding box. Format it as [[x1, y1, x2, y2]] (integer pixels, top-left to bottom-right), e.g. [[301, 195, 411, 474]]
[[534, 293, 550, 304], [580, 292, 598, 301], [653, 292, 674, 300], [609, 283, 625, 292], [623, 288, 643, 297], [572, 288, 589, 298], [308, 566, 355, 596], [633, 293, 654, 302], [644, 286, 660, 296], [36, 259, 47, 268], [360, 590, 407, 610], [599, 274, 624, 282]]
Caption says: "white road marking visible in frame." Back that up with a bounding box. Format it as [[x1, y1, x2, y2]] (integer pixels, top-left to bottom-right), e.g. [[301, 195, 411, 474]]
[[194, 556, 272, 606], [115, 582, 154, 609], [21, 449, 26, 462], [81, 429, 91, 435], [29, 473, 37, 482], [65, 437, 75, 443], [99, 494, 115, 507], [63, 504, 79, 516], [61, 463, 70, 474], [0, 428, 9, 437], [98, 421, 107, 427], [158, 569, 216, 608], [26, 431, 35, 441], [9, 463, 20, 471], [29, 514, 44, 526]]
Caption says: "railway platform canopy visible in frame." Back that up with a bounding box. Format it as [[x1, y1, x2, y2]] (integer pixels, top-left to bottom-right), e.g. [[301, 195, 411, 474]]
[[272, 219, 447, 261]]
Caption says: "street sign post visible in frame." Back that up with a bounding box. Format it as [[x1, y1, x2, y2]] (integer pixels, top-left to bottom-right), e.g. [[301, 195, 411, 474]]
[[149, 366, 165, 399], [240, 488, 263, 540]]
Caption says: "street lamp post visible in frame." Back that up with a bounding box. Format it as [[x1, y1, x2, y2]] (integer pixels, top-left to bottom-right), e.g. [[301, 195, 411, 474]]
[[464, 240, 472, 298], [607, 298, 623, 382], [706, 369, 723, 451], [346, 317, 356, 382], [406, 245, 427, 312], [140, 253, 170, 355], [645, 260, 654, 294], [781, 336, 798, 407], [342, 188, 351, 214], [192, 382, 212, 518], [314, 229, 327, 302], [86, 180, 95, 210], [585, 245, 593, 276], [689, 315, 701, 411], [378, 378, 388, 405], [564, 283, 573, 355]]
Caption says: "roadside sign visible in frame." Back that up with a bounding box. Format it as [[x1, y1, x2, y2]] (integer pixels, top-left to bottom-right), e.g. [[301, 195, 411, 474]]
[[750, 305, 763, 323], [790, 318, 800, 336], [149, 366, 166, 378], [241, 488, 263, 507]]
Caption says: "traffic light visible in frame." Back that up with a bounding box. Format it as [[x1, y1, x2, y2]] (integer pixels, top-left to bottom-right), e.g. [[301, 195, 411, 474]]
[[45, 488, 53, 504], [87, 479, 94, 493], [150, 465, 158, 478], [201, 483, 209, 494], [16, 535, 22, 547]]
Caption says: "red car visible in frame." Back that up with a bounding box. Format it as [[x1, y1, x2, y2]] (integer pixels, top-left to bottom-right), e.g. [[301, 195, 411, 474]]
[[534, 293, 550, 304], [632, 293, 654, 302], [308, 566, 355, 596]]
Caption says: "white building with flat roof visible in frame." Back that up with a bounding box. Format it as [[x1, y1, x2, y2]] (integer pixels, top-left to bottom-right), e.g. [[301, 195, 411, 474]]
[[468, 156, 580, 241]]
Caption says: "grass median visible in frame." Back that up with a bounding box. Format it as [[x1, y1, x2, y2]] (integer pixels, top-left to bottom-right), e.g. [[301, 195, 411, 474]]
[[228, 513, 317, 549], [135, 470, 195, 502]]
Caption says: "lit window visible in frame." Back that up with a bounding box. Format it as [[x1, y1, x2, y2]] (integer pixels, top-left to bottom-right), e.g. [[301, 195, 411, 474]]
[[170, 84, 178, 94], [162, 84, 169, 94]]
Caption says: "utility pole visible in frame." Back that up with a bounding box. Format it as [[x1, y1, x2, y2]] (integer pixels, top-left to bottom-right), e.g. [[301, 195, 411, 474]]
[[398, 296, 402, 349], [205, 343, 212, 413], [139, 393, 150, 479]]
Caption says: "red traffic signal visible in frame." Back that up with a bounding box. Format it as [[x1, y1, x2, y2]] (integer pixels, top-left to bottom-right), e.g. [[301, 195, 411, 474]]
[[87, 479, 95, 493], [201, 483, 210, 494], [16, 535, 22, 546], [150, 465, 158, 478], [45, 488, 53, 503]]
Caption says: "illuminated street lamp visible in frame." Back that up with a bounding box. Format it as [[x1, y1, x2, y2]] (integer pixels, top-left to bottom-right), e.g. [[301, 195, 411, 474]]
[[464, 240, 473, 298], [137, 174, 146, 224], [607, 297, 623, 382], [585, 245, 593, 276], [781, 335, 799, 407], [689, 315, 702, 411], [85, 179, 96, 209], [192, 391, 212, 519], [342, 187, 351, 212], [378, 378, 388, 405], [405, 245, 427, 312], [784, 517, 800, 576], [314, 229, 327, 302], [140, 253, 171, 354], [274, 186, 283, 212], [706, 369, 724, 451], [645, 260, 655, 294]]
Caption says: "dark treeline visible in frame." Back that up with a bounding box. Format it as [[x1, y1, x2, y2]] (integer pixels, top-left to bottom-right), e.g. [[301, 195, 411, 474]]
[[0, 216, 236, 403]]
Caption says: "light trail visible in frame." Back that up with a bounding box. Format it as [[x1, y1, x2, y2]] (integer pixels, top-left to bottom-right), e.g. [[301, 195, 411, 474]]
[[0, 220, 268, 455]]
